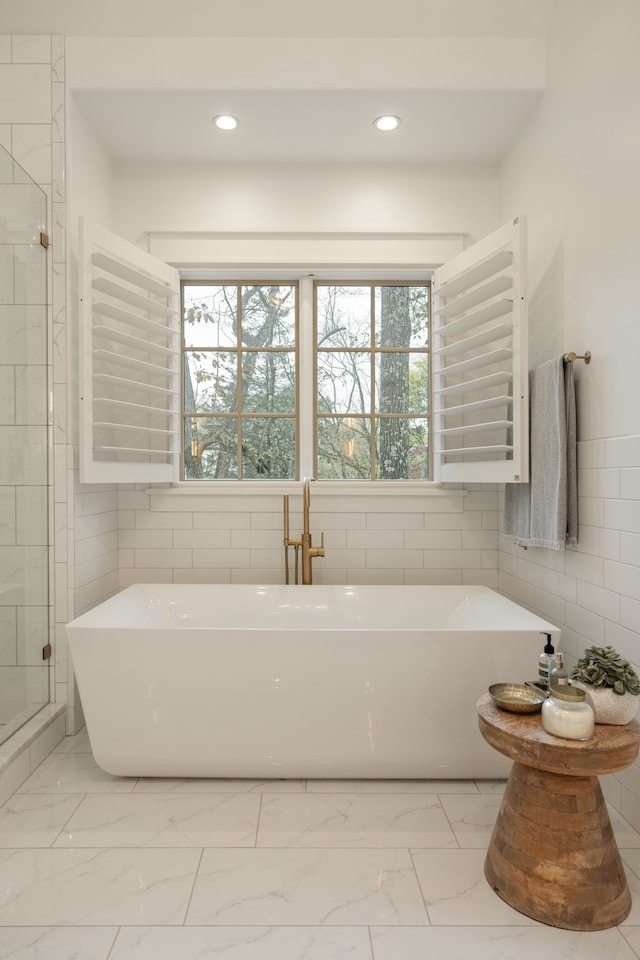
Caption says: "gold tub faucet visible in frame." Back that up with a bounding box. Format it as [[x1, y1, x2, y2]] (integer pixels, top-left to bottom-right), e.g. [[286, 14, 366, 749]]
[[283, 478, 325, 584]]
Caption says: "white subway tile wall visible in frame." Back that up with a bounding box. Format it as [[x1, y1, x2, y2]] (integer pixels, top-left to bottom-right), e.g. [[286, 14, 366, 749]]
[[112, 487, 495, 588], [499, 436, 640, 831]]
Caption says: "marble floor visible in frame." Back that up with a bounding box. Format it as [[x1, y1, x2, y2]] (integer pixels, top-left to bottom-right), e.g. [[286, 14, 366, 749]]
[[2, 730, 640, 958]]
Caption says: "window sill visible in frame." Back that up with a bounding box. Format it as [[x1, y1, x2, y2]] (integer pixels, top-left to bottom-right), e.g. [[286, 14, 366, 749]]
[[146, 481, 465, 497]]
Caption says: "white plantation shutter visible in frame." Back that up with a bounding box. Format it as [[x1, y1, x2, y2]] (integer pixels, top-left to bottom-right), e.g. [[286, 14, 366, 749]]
[[79, 217, 528, 486], [79, 219, 181, 484], [432, 216, 528, 484]]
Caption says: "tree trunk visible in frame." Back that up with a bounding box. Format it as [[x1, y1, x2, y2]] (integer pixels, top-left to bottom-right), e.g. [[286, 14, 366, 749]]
[[378, 287, 410, 478]]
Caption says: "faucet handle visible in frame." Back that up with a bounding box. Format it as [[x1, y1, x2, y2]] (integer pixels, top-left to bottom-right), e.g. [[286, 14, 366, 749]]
[[317, 531, 325, 558]]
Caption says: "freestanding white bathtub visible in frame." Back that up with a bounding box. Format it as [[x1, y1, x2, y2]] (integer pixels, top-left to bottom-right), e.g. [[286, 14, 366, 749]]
[[65, 583, 559, 780]]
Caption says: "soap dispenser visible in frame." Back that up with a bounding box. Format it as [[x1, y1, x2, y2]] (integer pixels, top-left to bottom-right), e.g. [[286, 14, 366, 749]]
[[538, 633, 555, 690], [550, 651, 569, 688]]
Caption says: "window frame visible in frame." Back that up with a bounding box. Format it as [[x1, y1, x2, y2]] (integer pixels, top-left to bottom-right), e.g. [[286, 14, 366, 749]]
[[313, 279, 431, 481], [179, 274, 432, 484], [181, 279, 300, 482]]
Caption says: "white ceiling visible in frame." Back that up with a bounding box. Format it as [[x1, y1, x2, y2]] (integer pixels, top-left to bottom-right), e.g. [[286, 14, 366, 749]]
[[73, 89, 543, 165], [0, 0, 556, 39], [2, 0, 557, 166]]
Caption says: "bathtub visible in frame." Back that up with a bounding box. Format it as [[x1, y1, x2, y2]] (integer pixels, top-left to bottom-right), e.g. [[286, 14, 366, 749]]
[[65, 583, 559, 779]]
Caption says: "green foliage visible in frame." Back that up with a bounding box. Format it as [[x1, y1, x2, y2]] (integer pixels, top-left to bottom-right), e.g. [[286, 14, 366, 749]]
[[183, 284, 296, 479], [570, 645, 640, 696], [183, 280, 430, 481]]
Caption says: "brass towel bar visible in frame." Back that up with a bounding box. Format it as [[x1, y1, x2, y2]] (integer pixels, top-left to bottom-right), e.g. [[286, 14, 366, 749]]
[[564, 350, 592, 364]]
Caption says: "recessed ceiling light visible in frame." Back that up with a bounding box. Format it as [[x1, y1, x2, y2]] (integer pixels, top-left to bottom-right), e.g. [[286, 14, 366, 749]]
[[374, 115, 401, 132], [213, 114, 238, 131]]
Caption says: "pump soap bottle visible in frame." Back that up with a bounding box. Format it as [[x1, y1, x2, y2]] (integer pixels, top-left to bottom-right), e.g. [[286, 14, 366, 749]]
[[550, 651, 569, 688], [538, 633, 555, 690]]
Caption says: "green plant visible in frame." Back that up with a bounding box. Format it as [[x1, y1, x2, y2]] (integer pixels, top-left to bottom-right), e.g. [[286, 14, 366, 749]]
[[571, 645, 640, 696]]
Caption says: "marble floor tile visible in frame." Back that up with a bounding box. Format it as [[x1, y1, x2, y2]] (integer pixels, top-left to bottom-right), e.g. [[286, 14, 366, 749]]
[[187, 848, 429, 926], [618, 853, 640, 926], [307, 779, 480, 794], [439, 793, 503, 848], [411, 848, 537, 926], [257, 793, 457, 847], [0, 926, 117, 959], [54, 793, 260, 847], [16, 754, 136, 794], [620, 848, 640, 878], [474, 779, 507, 794], [110, 925, 373, 960], [1, 763, 639, 953], [620, 927, 640, 955], [0, 847, 201, 925], [52, 726, 93, 754], [370, 925, 639, 959], [0, 793, 82, 847], [613, 809, 640, 848], [133, 777, 305, 794]]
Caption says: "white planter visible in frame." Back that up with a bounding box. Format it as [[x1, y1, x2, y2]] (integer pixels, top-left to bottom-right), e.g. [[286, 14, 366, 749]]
[[574, 684, 640, 725]]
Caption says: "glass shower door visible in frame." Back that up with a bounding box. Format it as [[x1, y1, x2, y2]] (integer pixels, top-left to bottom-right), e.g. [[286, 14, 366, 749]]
[[0, 143, 50, 745]]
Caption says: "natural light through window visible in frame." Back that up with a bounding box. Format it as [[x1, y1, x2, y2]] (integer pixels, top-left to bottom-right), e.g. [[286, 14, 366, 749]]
[[315, 282, 430, 480], [181, 279, 430, 481], [182, 282, 298, 480]]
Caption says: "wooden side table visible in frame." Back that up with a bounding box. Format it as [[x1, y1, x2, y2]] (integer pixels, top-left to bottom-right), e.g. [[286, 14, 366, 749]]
[[477, 692, 640, 930]]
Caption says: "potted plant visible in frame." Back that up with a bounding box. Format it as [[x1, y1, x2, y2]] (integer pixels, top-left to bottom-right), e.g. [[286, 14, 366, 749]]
[[570, 645, 640, 725]]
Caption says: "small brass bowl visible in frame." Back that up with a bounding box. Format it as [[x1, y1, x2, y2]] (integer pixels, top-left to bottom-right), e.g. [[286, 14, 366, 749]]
[[489, 682, 546, 714]]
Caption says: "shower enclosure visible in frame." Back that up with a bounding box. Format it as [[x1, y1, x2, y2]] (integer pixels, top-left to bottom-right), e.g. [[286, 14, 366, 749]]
[[0, 143, 50, 745]]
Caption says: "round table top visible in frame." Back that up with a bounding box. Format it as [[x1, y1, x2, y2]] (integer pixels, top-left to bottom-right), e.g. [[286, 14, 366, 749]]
[[477, 692, 640, 777]]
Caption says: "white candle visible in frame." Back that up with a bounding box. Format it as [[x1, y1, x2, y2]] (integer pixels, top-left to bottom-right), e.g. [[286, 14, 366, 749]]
[[542, 689, 594, 740]]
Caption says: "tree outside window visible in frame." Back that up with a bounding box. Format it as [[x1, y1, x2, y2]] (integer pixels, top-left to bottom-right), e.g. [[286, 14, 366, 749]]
[[315, 282, 430, 480], [181, 279, 430, 481], [183, 282, 297, 480]]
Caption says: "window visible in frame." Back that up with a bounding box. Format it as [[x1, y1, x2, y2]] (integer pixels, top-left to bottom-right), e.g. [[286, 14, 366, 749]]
[[315, 282, 430, 479], [181, 278, 430, 481], [182, 282, 298, 480]]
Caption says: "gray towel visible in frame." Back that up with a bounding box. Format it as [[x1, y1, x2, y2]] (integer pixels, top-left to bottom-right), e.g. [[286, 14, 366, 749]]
[[504, 356, 577, 550]]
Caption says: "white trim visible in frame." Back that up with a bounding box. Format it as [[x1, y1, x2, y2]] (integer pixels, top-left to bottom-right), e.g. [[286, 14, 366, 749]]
[[150, 481, 463, 496], [298, 276, 314, 476], [147, 231, 465, 270]]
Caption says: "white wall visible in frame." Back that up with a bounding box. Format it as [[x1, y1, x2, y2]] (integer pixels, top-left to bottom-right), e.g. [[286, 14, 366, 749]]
[[501, 0, 640, 438], [112, 160, 500, 246], [498, 0, 640, 827], [68, 96, 115, 244], [67, 96, 119, 648]]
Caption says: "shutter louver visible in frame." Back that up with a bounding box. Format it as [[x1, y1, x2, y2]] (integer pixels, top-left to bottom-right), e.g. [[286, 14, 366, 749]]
[[79, 219, 181, 484], [432, 216, 528, 484]]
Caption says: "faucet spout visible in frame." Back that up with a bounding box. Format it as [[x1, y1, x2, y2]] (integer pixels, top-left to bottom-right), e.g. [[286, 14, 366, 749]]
[[303, 477, 311, 536], [300, 477, 324, 585], [283, 479, 325, 584]]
